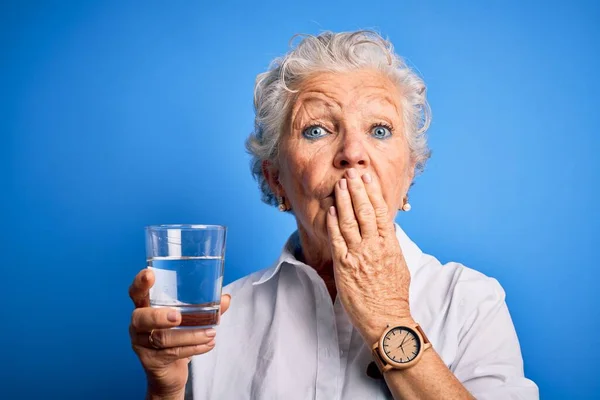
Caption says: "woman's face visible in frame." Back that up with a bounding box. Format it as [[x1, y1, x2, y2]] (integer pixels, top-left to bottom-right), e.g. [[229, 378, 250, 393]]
[[266, 69, 415, 245]]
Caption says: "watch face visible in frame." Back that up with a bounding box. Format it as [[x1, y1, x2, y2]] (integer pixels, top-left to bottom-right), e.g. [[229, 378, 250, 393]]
[[382, 327, 421, 364]]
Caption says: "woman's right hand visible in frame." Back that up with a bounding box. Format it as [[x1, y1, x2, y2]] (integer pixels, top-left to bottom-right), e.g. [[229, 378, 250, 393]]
[[129, 269, 231, 399]]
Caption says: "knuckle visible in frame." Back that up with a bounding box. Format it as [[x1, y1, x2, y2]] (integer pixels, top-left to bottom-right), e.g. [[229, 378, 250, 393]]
[[151, 310, 163, 326], [341, 219, 359, 231], [330, 234, 343, 245], [162, 347, 181, 360], [152, 330, 168, 348], [332, 236, 346, 247], [356, 204, 374, 217], [131, 309, 143, 330], [374, 206, 388, 218]]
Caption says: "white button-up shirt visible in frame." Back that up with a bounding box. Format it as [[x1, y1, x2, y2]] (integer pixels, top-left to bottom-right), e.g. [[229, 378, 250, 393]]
[[191, 225, 538, 399]]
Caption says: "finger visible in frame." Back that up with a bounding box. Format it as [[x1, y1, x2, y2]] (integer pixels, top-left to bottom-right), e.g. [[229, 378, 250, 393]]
[[334, 178, 362, 246], [131, 307, 181, 333], [135, 341, 216, 367], [129, 269, 154, 308], [326, 205, 348, 259], [134, 327, 217, 349], [362, 172, 395, 237], [131, 295, 231, 340], [345, 168, 378, 238], [155, 341, 217, 363], [220, 294, 231, 315]]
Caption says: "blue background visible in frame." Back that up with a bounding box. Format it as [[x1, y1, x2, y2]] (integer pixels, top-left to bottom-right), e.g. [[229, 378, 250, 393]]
[[2, 1, 598, 398]]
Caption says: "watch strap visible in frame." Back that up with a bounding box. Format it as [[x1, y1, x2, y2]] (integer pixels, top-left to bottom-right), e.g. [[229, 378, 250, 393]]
[[415, 324, 432, 347]]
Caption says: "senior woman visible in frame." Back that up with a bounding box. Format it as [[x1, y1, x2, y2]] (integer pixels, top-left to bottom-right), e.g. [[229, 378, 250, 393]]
[[129, 31, 538, 399]]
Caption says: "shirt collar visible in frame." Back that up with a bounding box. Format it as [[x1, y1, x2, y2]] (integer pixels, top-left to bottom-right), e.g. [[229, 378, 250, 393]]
[[253, 223, 423, 286]]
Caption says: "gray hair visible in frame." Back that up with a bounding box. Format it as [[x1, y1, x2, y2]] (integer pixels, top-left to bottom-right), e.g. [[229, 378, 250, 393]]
[[245, 30, 431, 207]]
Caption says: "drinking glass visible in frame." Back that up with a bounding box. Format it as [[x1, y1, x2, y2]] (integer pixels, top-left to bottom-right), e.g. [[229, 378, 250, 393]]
[[145, 224, 226, 328]]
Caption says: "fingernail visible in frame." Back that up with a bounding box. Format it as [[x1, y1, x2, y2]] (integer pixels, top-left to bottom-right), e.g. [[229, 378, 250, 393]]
[[205, 328, 217, 337], [329, 206, 336, 216], [339, 179, 347, 190], [167, 310, 180, 322], [206, 339, 216, 347], [347, 168, 357, 179], [362, 173, 372, 184]]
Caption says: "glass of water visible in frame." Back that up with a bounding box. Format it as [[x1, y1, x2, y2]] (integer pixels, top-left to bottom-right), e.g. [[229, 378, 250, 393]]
[[145, 224, 226, 329]]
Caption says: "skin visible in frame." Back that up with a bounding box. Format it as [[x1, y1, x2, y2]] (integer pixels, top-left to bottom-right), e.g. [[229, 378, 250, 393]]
[[128, 270, 231, 400], [264, 69, 474, 399], [263, 69, 414, 302], [129, 68, 472, 399]]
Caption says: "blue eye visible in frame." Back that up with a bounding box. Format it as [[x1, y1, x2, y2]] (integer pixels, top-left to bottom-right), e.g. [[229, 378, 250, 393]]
[[303, 125, 328, 139], [371, 125, 392, 139]]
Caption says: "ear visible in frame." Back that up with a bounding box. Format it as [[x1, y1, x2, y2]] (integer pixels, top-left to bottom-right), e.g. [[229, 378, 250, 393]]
[[262, 160, 285, 197], [408, 167, 416, 187], [403, 162, 417, 199], [407, 160, 417, 186]]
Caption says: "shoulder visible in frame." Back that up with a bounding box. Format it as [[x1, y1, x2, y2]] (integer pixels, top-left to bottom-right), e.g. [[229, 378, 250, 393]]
[[412, 253, 514, 363], [413, 253, 507, 319]]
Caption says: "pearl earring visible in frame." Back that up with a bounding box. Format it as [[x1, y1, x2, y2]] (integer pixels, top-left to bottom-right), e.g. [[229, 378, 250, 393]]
[[401, 195, 411, 212], [277, 196, 287, 212]]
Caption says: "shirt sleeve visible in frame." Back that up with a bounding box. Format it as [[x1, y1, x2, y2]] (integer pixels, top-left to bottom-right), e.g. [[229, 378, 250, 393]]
[[451, 278, 539, 400]]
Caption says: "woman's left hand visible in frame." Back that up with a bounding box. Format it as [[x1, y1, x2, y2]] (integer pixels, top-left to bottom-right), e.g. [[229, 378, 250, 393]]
[[327, 167, 414, 345]]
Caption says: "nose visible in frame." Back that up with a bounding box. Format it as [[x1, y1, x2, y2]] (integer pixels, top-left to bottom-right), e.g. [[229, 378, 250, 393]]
[[333, 133, 370, 169]]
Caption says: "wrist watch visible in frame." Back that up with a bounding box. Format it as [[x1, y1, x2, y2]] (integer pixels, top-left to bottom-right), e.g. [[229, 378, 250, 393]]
[[371, 323, 432, 373]]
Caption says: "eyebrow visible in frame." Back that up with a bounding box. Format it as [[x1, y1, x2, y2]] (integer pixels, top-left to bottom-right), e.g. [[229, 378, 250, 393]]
[[294, 94, 341, 109], [300, 91, 400, 109], [291, 91, 402, 127], [290, 95, 338, 126]]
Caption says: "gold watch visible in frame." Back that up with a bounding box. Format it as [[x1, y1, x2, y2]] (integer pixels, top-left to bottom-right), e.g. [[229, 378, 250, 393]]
[[371, 323, 432, 372]]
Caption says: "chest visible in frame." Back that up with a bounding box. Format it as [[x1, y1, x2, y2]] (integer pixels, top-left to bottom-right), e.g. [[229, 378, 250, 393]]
[[201, 265, 459, 400]]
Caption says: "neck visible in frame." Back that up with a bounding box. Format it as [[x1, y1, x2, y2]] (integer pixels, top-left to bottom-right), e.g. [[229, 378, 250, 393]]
[[296, 226, 337, 302]]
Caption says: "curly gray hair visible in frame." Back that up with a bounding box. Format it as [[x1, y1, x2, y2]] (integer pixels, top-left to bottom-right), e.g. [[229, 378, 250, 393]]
[[245, 30, 431, 207]]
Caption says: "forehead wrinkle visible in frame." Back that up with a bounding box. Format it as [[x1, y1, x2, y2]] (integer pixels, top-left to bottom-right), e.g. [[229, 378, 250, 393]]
[[348, 86, 402, 116], [360, 100, 402, 122], [296, 92, 343, 111], [291, 94, 340, 129], [292, 104, 333, 131], [290, 73, 403, 131]]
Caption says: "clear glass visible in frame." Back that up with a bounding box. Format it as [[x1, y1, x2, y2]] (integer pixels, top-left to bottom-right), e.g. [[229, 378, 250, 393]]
[[145, 224, 226, 329]]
